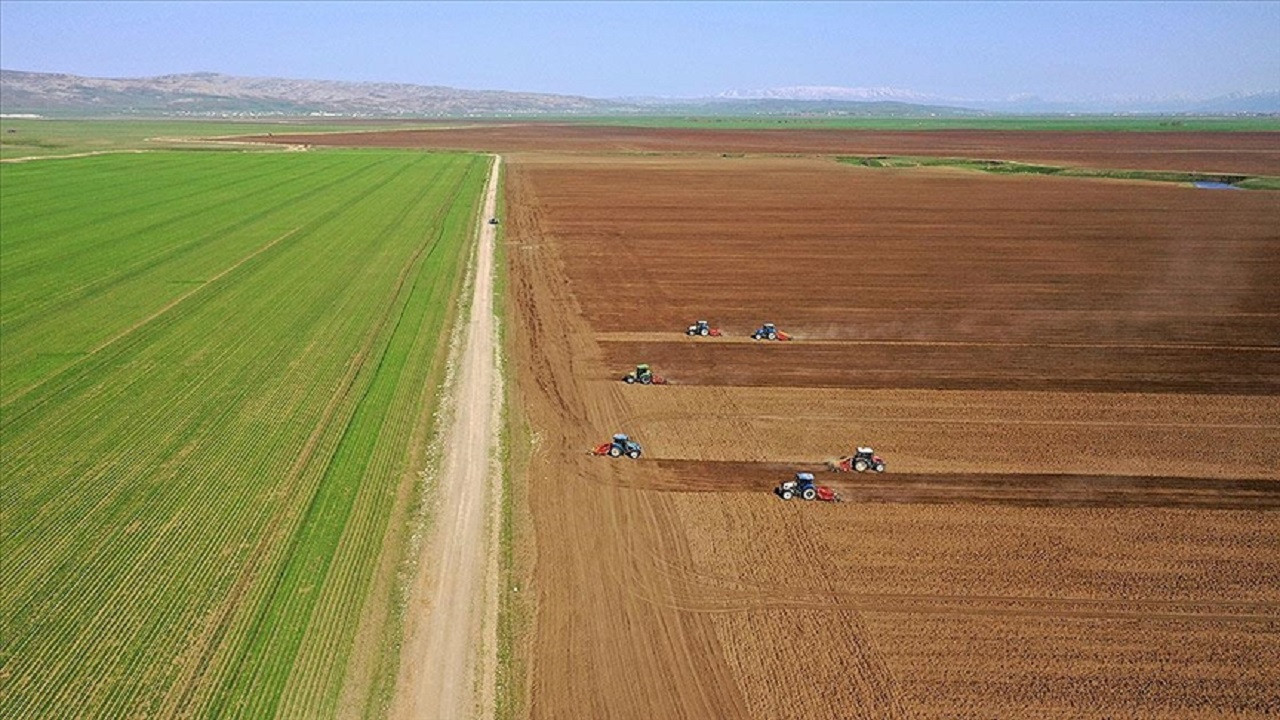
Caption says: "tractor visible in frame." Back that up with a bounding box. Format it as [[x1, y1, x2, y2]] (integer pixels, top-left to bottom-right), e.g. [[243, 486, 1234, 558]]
[[622, 364, 667, 385], [686, 320, 722, 337], [775, 472, 841, 502], [830, 447, 886, 473], [751, 323, 791, 341], [591, 433, 643, 459]]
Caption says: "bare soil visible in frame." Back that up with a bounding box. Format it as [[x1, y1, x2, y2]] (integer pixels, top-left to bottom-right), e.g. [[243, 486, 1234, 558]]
[[250, 124, 1280, 175], [501, 151, 1280, 718]]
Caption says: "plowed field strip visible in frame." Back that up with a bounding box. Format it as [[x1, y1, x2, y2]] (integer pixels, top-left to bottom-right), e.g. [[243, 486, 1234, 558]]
[[504, 162, 760, 718], [627, 577, 1280, 623], [626, 408, 1276, 431], [613, 511, 1279, 622], [634, 569, 1280, 624], [634, 461, 1280, 509], [597, 332, 1280, 352], [251, 126, 1280, 175], [598, 340, 1280, 394]]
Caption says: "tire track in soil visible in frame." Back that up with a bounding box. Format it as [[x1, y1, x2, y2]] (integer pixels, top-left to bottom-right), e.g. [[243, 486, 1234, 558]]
[[492, 150, 1280, 719], [615, 405, 1280, 432], [625, 461, 1280, 510], [505, 158, 919, 718], [596, 332, 1280, 352], [602, 535, 1280, 623], [595, 339, 1280, 395], [506, 162, 752, 718]]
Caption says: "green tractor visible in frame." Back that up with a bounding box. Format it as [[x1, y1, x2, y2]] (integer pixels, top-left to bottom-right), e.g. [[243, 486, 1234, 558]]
[[622, 363, 667, 385]]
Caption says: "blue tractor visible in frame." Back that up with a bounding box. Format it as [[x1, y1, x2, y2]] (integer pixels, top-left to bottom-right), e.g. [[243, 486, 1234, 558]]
[[775, 472, 840, 502], [751, 323, 792, 341], [592, 433, 643, 459]]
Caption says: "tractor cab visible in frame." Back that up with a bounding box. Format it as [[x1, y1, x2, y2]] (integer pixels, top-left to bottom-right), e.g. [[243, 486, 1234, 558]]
[[752, 323, 780, 340], [591, 433, 643, 458], [686, 320, 722, 337], [609, 433, 643, 458], [623, 364, 666, 385], [852, 447, 886, 473], [776, 472, 818, 500], [830, 448, 886, 473]]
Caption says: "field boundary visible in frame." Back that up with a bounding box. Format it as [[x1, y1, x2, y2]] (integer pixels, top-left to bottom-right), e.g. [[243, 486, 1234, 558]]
[[389, 154, 503, 720], [492, 160, 536, 720], [0, 149, 153, 163]]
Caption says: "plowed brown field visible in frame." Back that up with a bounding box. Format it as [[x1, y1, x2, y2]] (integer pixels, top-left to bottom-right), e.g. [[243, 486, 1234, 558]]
[[252, 124, 1280, 175], [501, 146, 1280, 719]]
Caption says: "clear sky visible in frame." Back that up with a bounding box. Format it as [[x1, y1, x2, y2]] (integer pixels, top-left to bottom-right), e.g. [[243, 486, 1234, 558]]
[[1, 1, 1276, 100]]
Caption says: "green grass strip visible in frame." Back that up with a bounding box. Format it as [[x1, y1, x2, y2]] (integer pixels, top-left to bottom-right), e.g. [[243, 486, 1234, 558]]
[[837, 155, 1280, 189]]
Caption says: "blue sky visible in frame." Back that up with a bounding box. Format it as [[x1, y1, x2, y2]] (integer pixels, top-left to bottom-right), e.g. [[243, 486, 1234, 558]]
[[1, 1, 1276, 100]]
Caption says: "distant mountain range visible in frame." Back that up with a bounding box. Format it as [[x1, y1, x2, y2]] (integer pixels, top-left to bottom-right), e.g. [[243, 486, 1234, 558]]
[[0, 70, 614, 116], [2, 70, 1276, 118]]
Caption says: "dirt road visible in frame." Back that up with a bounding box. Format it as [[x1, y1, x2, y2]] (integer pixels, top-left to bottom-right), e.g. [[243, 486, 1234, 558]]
[[392, 155, 503, 720]]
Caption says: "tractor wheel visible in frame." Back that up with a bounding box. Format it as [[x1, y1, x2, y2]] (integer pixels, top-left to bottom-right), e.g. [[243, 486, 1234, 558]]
[[873, 463, 885, 473], [768, 332, 777, 340], [626, 449, 639, 459], [608, 446, 622, 457], [781, 489, 794, 500], [624, 376, 635, 384], [802, 487, 817, 500], [700, 328, 709, 336], [854, 459, 870, 472], [641, 375, 651, 385]]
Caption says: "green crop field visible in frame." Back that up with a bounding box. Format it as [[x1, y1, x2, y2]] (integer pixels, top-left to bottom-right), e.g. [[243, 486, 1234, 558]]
[[1, 150, 488, 718], [0, 118, 447, 160]]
